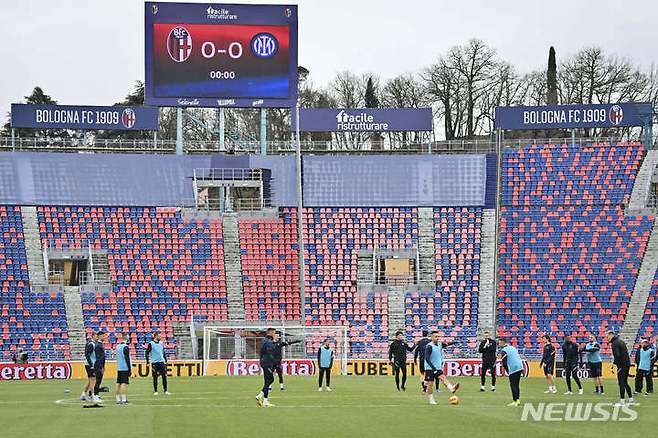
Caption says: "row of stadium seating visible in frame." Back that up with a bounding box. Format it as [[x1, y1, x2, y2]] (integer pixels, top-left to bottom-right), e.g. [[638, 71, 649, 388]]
[[0, 206, 70, 361], [497, 142, 651, 356], [38, 206, 228, 357]]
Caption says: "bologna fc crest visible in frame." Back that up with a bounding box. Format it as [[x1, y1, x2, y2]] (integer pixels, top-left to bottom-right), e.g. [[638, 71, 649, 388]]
[[121, 108, 136, 129], [167, 26, 192, 63], [251, 33, 278, 58], [609, 104, 624, 126]]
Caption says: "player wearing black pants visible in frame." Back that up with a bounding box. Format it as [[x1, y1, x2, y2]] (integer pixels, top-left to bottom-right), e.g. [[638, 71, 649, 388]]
[[256, 328, 278, 407], [146, 333, 169, 395], [92, 330, 107, 403], [540, 335, 557, 393], [414, 331, 432, 392], [606, 331, 635, 406], [271, 335, 301, 391], [561, 335, 583, 395], [478, 331, 497, 391], [388, 331, 414, 391]]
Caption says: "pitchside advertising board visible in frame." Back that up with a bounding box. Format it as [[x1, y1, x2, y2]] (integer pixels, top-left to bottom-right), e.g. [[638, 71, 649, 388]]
[[145, 2, 298, 108], [10, 104, 159, 131], [495, 102, 653, 130], [3, 359, 654, 380], [294, 108, 434, 132]]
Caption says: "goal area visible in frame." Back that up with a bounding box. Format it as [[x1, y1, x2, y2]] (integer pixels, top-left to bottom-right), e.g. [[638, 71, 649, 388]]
[[202, 324, 349, 376]]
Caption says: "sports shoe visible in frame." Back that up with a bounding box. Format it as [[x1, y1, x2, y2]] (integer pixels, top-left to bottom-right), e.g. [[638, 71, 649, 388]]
[[80, 394, 88, 401], [543, 389, 552, 394], [450, 383, 460, 393], [318, 387, 323, 392], [165, 391, 171, 395], [578, 389, 584, 395], [564, 391, 573, 395], [92, 395, 102, 403], [256, 394, 264, 407], [326, 387, 332, 392], [614, 401, 625, 407], [153, 392, 159, 396], [429, 397, 437, 405], [480, 386, 485, 392], [506, 400, 520, 407], [551, 388, 558, 394], [491, 386, 496, 392], [280, 385, 285, 391], [263, 400, 275, 408]]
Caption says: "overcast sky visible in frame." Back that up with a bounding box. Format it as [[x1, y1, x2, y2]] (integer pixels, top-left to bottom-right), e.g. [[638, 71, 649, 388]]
[[1, 0, 656, 118]]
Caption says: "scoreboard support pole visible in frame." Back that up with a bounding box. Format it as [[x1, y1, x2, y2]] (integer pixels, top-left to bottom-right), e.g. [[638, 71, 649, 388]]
[[260, 109, 267, 155], [294, 104, 306, 326], [11, 128, 15, 151], [176, 108, 184, 155], [219, 108, 225, 151]]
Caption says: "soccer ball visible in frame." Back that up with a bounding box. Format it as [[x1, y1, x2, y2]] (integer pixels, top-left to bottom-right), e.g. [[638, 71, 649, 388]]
[[449, 395, 459, 405]]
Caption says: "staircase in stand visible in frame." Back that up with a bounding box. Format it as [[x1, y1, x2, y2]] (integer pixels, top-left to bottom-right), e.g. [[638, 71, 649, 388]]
[[222, 214, 245, 320], [63, 286, 87, 360]]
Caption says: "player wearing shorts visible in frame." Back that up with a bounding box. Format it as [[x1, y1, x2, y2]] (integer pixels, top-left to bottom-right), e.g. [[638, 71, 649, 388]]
[[539, 335, 557, 394], [423, 331, 459, 405], [81, 332, 97, 401], [115, 333, 131, 405], [146, 333, 170, 396], [583, 334, 604, 394]]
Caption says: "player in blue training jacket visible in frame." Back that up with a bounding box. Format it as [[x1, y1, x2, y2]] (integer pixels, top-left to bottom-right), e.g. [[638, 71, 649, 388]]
[[115, 333, 132, 405], [634, 338, 655, 395], [583, 334, 604, 395], [317, 338, 334, 392], [498, 337, 523, 407], [423, 331, 460, 405], [146, 332, 170, 396]]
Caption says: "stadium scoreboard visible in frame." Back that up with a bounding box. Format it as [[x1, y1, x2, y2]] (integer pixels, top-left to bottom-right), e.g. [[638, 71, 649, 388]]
[[145, 2, 298, 108]]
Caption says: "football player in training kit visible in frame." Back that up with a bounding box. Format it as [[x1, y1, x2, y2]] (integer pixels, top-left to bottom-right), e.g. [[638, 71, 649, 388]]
[[583, 334, 604, 395], [317, 338, 334, 391], [388, 330, 414, 391], [92, 330, 107, 403], [634, 338, 655, 395], [562, 335, 583, 395], [115, 333, 131, 405], [256, 328, 277, 407], [423, 331, 460, 405], [498, 337, 523, 407], [414, 330, 434, 393], [606, 330, 636, 407], [271, 331, 301, 391], [81, 332, 97, 401], [146, 332, 170, 396], [539, 335, 557, 394], [478, 331, 496, 392]]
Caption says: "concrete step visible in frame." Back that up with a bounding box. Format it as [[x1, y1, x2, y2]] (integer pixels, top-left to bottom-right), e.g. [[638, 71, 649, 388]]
[[619, 217, 658, 347], [21, 206, 47, 286], [62, 286, 87, 360], [477, 209, 497, 335], [222, 214, 245, 320], [628, 150, 658, 210]]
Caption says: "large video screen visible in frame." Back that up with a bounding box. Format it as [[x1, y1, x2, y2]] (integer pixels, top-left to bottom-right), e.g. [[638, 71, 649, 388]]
[[145, 2, 297, 108]]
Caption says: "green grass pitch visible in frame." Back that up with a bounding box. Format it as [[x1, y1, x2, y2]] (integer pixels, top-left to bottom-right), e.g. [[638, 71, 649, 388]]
[[1, 376, 656, 438]]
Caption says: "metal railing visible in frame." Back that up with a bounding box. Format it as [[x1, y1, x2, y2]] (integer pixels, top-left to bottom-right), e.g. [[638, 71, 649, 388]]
[[193, 168, 262, 181], [3, 136, 651, 155]]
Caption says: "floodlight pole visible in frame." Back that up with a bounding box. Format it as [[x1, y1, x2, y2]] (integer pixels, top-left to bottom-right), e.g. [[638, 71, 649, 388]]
[[260, 108, 267, 155], [11, 128, 15, 151], [294, 104, 306, 326]]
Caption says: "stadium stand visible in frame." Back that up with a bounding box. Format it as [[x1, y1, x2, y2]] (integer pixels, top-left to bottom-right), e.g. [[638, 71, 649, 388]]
[[0, 206, 70, 361], [239, 209, 300, 321], [497, 141, 652, 355], [405, 207, 482, 354], [37, 206, 227, 358], [304, 207, 416, 356]]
